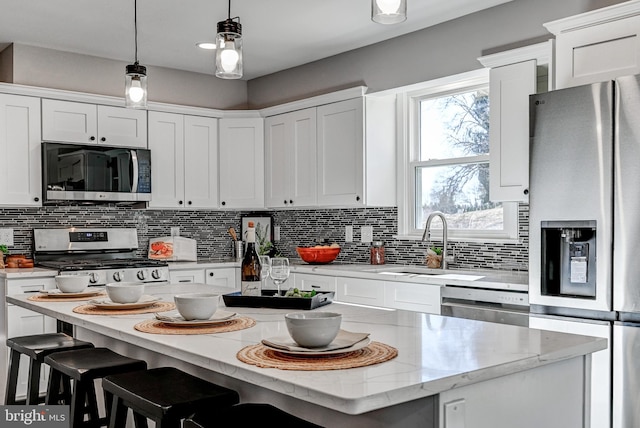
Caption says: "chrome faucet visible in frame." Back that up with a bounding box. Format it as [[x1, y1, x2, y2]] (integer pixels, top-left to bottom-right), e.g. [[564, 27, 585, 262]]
[[421, 211, 448, 269]]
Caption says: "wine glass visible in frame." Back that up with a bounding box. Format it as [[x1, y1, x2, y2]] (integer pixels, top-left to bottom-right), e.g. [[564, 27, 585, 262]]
[[270, 257, 290, 295], [259, 255, 271, 291]]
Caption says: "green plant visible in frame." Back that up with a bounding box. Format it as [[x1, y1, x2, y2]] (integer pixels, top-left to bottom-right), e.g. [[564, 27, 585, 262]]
[[0, 244, 8, 255], [430, 246, 442, 256], [255, 223, 273, 256]]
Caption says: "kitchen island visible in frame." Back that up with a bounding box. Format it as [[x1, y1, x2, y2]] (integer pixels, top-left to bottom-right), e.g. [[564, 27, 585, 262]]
[[7, 283, 604, 428]]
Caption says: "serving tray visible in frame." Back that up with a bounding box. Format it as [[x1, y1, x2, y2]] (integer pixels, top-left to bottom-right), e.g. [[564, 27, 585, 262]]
[[222, 290, 334, 310]]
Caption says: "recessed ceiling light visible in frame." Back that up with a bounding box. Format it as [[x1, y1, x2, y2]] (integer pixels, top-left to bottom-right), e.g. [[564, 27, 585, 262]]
[[196, 42, 217, 50]]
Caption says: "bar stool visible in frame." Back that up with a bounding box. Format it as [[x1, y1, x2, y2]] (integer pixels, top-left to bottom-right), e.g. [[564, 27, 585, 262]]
[[5, 333, 94, 405], [184, 403, 324, 428], [102, 367, 240, 428], [45, 347, 147, 428]]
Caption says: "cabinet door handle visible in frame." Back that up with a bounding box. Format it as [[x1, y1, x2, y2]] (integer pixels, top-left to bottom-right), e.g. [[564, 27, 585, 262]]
[[221, 201, 226, 206], [209, 272, 215, 276], [89, 136, 96, 141], [188, 201, 192, 205], [356, 196, 361, 201], [101, 137, 106, 142], [523, 189, 529, 195], [284, 200, 288, 205], [289, 200, 293, 204], [34, 197, 39, 202]]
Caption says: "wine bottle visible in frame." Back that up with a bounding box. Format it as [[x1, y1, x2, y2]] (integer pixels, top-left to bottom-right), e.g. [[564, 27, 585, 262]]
[[241, 221, 262, 296]]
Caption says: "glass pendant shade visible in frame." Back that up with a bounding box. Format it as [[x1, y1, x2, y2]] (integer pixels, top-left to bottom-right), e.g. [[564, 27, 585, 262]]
[[125, 62, 147, 108], [215, 19, 243, 79], [372, 0, 407, 24]]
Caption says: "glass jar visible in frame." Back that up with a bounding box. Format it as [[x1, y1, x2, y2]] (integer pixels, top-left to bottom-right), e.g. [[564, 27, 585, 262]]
[[370, 241, 385, 265]]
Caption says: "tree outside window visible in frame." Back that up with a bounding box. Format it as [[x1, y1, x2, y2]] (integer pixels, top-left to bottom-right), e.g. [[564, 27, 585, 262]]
[[412, 87, 504, 232]]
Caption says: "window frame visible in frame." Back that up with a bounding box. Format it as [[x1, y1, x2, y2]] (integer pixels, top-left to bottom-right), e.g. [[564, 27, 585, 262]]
[[395, 68, 519, 242]]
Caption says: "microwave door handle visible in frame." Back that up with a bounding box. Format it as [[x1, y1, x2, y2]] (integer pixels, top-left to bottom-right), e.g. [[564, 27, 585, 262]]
[[130, 150, 139, 192]]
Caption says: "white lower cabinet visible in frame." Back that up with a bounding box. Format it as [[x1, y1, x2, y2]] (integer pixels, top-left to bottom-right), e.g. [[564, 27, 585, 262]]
[[336, 277, 385, 307], [529, 314, 611, 428], [205, 268, 238, 289], [3, 277, 57, 402], [169, 269, 206, 284], [294, 273, 337, 293], [384, 282, 441, 315]]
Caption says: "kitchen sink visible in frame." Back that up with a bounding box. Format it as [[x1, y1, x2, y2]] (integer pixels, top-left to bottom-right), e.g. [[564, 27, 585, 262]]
[[364, 266, 485, 281]]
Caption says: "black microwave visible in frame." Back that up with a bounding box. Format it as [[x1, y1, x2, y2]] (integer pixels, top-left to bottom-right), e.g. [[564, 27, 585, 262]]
[[42, 142, 152, 204]]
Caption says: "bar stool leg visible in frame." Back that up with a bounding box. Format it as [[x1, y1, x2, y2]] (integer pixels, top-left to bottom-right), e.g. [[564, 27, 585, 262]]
[[70, 379, 89, 428], [133, 412, 149, 428], [84, 380, 100, 426], [108, 396, 129, 428], [45, 369, 62, 405], [26, 359, 42, 405], [5, 349, 20, 405]]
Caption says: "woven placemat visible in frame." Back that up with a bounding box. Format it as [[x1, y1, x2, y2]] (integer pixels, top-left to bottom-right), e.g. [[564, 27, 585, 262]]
[[28, 292, 107, 302], [134, 316, 256, 335], [73, 301, 175, 315], [237, 341, 398, 371]]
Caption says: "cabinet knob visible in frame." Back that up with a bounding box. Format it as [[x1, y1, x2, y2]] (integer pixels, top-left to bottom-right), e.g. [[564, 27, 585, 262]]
[[284, 200, 288, 205], [209, 272, 214, 276], [356, 196, 361, 201], [89, 136, 96, 141], [34, 197, 39, 202], [188, 201, 192, 205], [523, 188, 529, 195], [178, 200, 183, 205], [101, 137, 106, 142], [221, 201, 226, 206], [289, 199, 293, 204]]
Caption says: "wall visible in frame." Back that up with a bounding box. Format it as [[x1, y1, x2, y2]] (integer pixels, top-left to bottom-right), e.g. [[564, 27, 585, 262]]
[[246, 0, 626, 108], [0, 204, 528, 271], [3, 44, 248, 110]]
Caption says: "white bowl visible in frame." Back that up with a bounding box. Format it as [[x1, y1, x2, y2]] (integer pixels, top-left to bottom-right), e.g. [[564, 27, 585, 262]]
[[285, 312, 342, 348], [174, 293, 219, 321], [105, 282, 145, 303], [55, 275, 90, 293]]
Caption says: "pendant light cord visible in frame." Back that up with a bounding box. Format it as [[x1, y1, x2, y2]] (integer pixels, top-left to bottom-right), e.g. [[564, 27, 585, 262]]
[[227, 0, 231, 19], [134, 0, 138, 63]]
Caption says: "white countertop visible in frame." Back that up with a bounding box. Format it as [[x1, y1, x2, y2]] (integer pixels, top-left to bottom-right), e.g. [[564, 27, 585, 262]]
[[7, 283, 603, 415]]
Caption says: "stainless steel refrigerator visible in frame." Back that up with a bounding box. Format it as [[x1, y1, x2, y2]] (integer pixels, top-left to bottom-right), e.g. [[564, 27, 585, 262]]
[[528, 74, 640, 428]]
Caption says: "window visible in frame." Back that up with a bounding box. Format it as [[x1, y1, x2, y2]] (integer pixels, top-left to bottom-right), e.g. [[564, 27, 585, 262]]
[[397, 69, 518, 241]]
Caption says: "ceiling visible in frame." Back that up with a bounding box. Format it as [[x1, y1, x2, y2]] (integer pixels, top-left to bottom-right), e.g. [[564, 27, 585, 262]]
[[0, 0, 512, 80]]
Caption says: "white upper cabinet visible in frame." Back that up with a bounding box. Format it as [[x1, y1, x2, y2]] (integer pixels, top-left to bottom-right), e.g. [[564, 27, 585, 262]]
[[42, 99, 147, 148], [0, 94, 42, 206], [219, 117, 265, 209], [479, 41, 551, 203], [147, 111, 218, 209], [488, 60, 537, 202], [316, 96, 396, 207], [317, 98, 364, 206], [265, 108, 317, 208], [546, 1, 640, 89]]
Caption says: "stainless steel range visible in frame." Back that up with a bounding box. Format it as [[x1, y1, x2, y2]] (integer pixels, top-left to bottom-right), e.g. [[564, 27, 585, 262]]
[[33, 228, 169, 286]]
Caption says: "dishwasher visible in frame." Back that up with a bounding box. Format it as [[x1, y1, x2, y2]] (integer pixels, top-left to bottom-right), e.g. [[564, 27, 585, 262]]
[[440, 284, 530, 327]]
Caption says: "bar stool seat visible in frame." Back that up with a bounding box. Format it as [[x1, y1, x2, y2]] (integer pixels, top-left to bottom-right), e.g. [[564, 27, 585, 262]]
[[185, 403, 324, 427], [45, 347, 147, 428], [102, 367, 240, 428], [5, 333, 94, 405]]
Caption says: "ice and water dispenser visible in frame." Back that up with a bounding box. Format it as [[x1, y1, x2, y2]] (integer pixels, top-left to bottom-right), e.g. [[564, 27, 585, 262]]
[[540, 220, 597, 298]]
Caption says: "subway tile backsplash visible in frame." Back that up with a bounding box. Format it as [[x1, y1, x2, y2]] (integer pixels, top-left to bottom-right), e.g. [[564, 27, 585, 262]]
[[0, 204, 528, 272]]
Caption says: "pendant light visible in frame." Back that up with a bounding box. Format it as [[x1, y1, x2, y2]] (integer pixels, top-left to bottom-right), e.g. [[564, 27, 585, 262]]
[[372, 0, 407, 25], [215, 0, 243, 79], [125, 0, 147, 108]]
